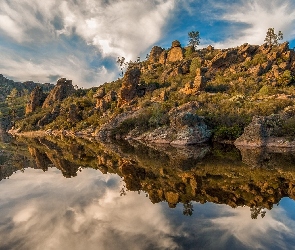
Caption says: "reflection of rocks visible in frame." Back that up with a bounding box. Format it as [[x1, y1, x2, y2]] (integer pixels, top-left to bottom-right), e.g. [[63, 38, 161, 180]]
[[28, 147, 49, 171], [237, 145, 295, 168], [3, 136, 295, 212]]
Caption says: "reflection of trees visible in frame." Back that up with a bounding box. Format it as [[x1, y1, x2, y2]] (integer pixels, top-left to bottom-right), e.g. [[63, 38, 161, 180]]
[[250, 206, 266, 219], [183, 202, 194, 216], [120, 184, 127, 196], [4, 136, 295, 219]]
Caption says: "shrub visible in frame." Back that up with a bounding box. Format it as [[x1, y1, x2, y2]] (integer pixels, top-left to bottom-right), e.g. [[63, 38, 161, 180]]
[[213, 125, 243, 141]]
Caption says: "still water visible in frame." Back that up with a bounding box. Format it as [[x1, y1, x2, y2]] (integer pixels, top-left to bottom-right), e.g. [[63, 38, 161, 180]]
[[0, 135, 295, 250]]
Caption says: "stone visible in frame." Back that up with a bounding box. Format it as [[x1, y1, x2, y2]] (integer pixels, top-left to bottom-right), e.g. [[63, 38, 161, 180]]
[[95, 90, 117, 111], [167, 40, 183, 62], [93, 88, 105, 99], [167, 47, 184, 62], [117, 68, 141, 106], [159, 51, 167, 64], [193, 68, 206, 91], [25, 86, 46, 114], [235, 115, 283, 147], [139, 102, 211, 145], [149, 46, 164, 63], [171, 40, 181, 48], [42, 78, 75, 108], [207, 45, 214, 51]]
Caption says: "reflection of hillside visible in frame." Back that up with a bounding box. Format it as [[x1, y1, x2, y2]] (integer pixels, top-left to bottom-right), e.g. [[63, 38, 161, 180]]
[[2, 136, 295, 212]]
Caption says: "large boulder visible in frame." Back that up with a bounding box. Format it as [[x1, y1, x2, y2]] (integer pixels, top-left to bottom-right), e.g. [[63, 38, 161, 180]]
[[42, 78, 75, 108], [235, 115, 283, 147], [167, 40, 184, 62], [25, 86, 46, 114], [139, 102, 211, 145]]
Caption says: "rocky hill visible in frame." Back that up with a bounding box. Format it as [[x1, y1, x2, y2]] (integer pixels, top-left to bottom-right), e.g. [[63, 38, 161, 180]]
[[0, 75, 54, 131], [12, 40, 295, 146]]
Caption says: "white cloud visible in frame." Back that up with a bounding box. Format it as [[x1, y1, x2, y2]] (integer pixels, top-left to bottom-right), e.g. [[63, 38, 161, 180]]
[[0, 0, 176, 86], [0, 168, 180, 250], [208, 205, 295, 249], [211, 0, 295, 48], [0, 47, 116, 88]]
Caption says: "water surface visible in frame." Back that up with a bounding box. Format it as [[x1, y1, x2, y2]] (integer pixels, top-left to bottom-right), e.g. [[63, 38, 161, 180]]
[[0, 135, 295, 250]]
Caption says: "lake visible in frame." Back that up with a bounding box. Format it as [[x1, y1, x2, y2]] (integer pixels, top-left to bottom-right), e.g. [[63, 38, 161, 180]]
[[0, 135, 295, 250]]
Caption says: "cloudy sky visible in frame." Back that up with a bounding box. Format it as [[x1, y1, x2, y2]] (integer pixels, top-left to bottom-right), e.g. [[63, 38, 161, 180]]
[[0, 0, 295, 88]]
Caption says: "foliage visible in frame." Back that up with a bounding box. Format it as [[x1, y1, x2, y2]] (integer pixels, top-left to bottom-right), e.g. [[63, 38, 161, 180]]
[[277, 70, 294, 87], [213, 125, 243, 141], [188, 31, 200, 49], [264, 28, 283, 46]]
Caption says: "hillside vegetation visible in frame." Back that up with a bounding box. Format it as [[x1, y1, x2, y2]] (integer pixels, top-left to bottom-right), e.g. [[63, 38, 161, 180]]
[[10, 40, 295, 142], [0, 75, 54, 130]]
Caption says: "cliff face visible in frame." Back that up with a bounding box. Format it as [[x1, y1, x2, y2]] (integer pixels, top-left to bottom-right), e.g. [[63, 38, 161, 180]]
[[25, 86, 46, 114], [42, 78, 74, 108]]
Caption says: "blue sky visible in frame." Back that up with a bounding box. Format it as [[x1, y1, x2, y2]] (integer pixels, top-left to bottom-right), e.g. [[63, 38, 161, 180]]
[[0, 0, 295, 88]]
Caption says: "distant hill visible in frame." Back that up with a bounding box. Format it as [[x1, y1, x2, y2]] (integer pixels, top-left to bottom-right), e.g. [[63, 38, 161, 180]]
[[0, 74, 53, 102], [0, 74, 54, 131]]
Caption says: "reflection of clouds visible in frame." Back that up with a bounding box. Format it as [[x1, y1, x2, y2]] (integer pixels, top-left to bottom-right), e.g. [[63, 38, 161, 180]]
[[208, 205, 295, 249], [0, 168, 179, 250], [1, 168, 295, 249]]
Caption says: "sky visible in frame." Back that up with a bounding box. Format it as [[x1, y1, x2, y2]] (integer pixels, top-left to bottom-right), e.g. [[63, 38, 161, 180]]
[[0, 0, 295, 88]]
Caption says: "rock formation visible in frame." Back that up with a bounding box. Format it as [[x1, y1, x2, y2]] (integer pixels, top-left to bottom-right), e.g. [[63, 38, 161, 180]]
[[167, 40, 184, 62], [68, 104, 81, 123], [117, 68, 141, 106], [235, 114, 295, 148], [94, 88, 117, 112], [139, 102, 211, 145], [25, 86, 46, 114], [180, 68, 206, 94], [149, 46, 164, 63], [42, 78, 74, 108]]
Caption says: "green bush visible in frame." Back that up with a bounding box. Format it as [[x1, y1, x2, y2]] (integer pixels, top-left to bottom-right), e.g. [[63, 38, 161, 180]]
[[213, 125, 243, 140]]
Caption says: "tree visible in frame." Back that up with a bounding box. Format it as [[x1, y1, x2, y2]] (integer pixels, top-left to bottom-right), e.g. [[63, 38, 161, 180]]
[[264, 28, 283, 46], [188, 31, 200, 49], [116, 56, 127, 77]]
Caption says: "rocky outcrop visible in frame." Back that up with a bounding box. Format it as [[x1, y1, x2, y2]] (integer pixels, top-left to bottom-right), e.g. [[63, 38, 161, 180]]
[[235, 114, 295, 148], [139, 102, 211, 145], [42, 78, 74, 108], [94, 88, 117, 112], [180, 68, 206, 94], [149, 46, 164, 63], [117, 68, 141, 106], [167, 40, 184, 62], [194, 68, 207, 90], [210, 50, 238, 68], [25, 86, 46, 114]]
